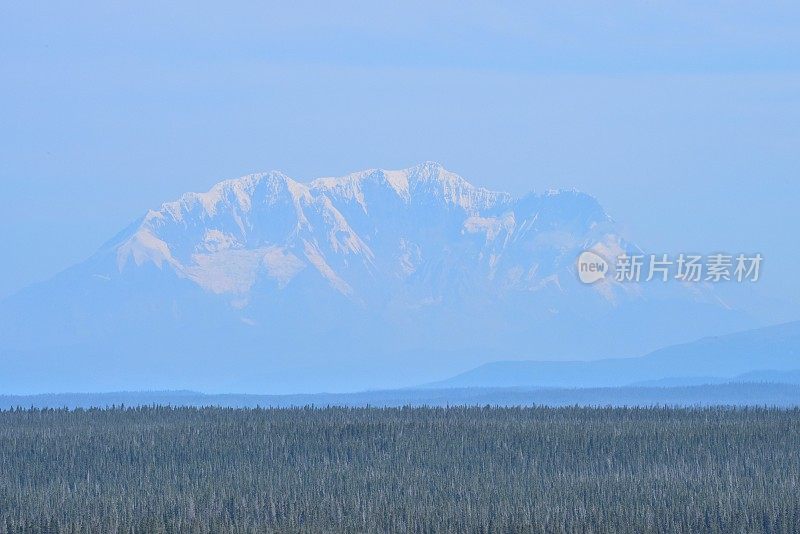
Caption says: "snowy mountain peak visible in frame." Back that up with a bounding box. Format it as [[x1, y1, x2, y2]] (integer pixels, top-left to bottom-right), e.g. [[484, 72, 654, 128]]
[[106, 163, 625, 301], [0, 163, 746, 395], [311, 163, 510, 213], [152, 171, 309, 224]]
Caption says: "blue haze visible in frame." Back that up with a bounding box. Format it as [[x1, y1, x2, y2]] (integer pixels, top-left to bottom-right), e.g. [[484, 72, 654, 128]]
[[1, 2, 799, 316]]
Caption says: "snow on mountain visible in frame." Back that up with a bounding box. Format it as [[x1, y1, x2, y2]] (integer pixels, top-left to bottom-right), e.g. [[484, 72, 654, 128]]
[[0, 162, 755, 394], [108, 162, 621, 302]]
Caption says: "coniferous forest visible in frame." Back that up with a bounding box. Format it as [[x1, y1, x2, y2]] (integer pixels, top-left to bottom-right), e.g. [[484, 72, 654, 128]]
[[1, 406, 799, 533]]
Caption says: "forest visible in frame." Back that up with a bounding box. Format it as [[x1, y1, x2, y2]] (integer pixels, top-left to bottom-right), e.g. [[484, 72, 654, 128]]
[[1, 405, 799, 533]]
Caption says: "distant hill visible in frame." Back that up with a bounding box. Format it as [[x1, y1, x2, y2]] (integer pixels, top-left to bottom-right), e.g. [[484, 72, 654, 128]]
[[3, 382, 800, 409], [632, 369, 800, 387], [431, 321, 800, 389]]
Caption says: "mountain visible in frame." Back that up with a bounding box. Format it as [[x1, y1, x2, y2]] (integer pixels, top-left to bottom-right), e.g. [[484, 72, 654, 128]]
[[431, 321, 800, 389], [0, 163, 753, 394]]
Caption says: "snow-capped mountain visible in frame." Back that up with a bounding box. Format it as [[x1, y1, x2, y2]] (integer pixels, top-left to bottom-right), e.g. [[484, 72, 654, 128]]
[[110, 162, 621, 303], [0, 163, 752, 393]]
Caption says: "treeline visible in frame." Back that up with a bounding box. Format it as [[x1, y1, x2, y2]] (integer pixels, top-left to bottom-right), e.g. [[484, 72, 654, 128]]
[[3, 382, 800, 410], [1, 406, 799, 533]]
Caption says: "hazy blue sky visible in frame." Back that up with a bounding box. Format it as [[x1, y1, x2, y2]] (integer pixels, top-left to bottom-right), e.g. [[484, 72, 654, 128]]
[[1, 2, 798, 312]]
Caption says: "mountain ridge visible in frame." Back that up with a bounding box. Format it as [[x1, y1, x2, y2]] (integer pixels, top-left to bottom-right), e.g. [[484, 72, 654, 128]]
[[0, 162, 756, 393], [429, 321, 800, 389], [98, 161, 621, 302]]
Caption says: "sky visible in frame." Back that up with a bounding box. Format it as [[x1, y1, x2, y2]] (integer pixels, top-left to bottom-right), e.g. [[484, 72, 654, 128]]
[[1, 1, 799, 313]]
